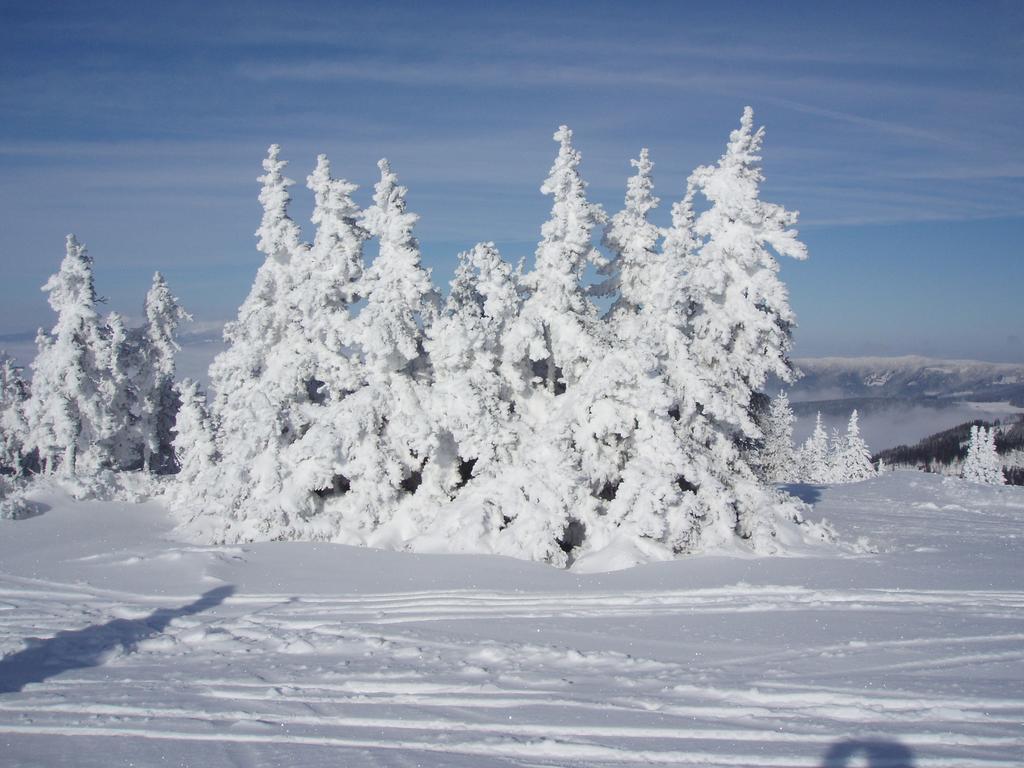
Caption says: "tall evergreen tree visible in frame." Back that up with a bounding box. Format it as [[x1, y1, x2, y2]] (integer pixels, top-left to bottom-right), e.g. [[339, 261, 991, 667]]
[[202, 145, 315, 540], [332, 158, 440, 537], [685, 107, 807, 441], [24, 235, 110, 475], [138, 273, 191, 472], [598, 148, 660, 324], [503, 125, 607, 395]]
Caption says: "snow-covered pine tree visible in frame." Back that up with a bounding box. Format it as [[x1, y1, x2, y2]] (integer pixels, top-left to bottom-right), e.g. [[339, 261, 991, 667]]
[[0, 352, 29, 473], [756, 391, 797, 483], [96, 311, 142, 470], [503, 126, 607, 396], [331, 158, 440, 540], [298, 153, 367, 393], [425, 243, 519, 492], [963, 425, 1005, 484], [23, 235, 111, 476], [598, 147, 660, 325], [798, 412, 831, 483], [673, 107, 809, 541], [456, 126, 610, 566], [685, 106, 807, 442], [569, 149, 711, 561], [984, 426, 1006, 485], [170, 378, 218, 485], [201, 144, 316, 540], [832, 410, 875, 482], [138, 273, 191, 473]]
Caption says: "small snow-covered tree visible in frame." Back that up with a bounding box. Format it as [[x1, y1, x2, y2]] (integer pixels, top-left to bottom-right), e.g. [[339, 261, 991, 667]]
[[23, 235, 111, 475], [171, 378, 218, 485], [797, 412, 831, 483], [0, 352, 29, 473], [138, 273, 191, 472], [831, 410, 875, 482], [757, 391, 796, 482], [962, 425, 1004, 485]]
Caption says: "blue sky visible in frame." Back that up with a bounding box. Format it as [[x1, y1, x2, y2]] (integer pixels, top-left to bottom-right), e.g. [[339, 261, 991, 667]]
[[1, 0, 1022, 361]]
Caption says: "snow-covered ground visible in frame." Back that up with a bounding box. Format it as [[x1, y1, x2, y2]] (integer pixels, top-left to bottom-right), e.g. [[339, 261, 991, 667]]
[[1, 471, 1022, 767]]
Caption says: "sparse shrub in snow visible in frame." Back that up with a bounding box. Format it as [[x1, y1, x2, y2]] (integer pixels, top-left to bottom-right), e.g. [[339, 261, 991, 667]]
[[962, 425, 1005, 484]]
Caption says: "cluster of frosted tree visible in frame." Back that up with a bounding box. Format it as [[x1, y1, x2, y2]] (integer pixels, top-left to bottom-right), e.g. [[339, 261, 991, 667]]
[[961, 425, 1004, 484], [0, 237, 190, 485], [169, 108, 830, 566], [757, 395, 875, 484]]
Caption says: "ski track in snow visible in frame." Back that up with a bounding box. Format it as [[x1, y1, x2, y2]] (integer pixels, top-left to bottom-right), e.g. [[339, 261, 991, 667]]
[[1, 473, 1022, 767]]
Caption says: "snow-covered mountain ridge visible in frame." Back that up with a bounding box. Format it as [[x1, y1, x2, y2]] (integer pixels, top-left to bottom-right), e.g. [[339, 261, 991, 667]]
[[790, 355, 1024, 402]]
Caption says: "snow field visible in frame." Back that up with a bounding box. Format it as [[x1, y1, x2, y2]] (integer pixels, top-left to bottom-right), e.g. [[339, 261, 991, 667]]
[[1, 471, 1022, 766]]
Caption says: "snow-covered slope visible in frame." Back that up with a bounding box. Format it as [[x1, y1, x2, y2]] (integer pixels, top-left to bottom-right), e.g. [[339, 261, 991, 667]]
[[1, 472, 1022, 766]]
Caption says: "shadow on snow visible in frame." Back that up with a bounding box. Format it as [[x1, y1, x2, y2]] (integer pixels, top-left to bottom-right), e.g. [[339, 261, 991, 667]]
[[781, 482, 827, 505], [821, 738, 916, 768], [0, 585, 234, 693]]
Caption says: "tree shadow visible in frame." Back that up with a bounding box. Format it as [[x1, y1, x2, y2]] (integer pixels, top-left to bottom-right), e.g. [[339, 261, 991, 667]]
[[0, 585, 234, 694], [821, 739, 916, 767], [781, 482, 826, 505]]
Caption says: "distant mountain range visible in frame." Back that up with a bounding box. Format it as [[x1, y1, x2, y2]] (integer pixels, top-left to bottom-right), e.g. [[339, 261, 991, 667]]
[[783, 356, 1024, 415]]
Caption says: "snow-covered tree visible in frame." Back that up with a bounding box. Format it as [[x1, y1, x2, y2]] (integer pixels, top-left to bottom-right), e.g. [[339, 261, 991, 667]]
[[200, 144, 321, 540], [171, 378, 218, 485], [298, 153, 368, 395], [137, 273, 190, 472], [96, 310, 141, 469], [598, 147, 660, 325], [831, 410, 875, 482], [0, 352, 29, 473], [684, 107, 808, 441], [962, 425, 1004, 485], [356, 158, 438, 376], [23, 235, 111, 475], [756, 391, 796, 482], [426, 242, 519, 487], [797, 412, 831, 483], [503, 125, 607, 396], [455, 126, 610, 566]]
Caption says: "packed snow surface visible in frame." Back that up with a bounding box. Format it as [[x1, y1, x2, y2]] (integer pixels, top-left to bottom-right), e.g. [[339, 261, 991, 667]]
[[1, 471, 1022, 767]]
